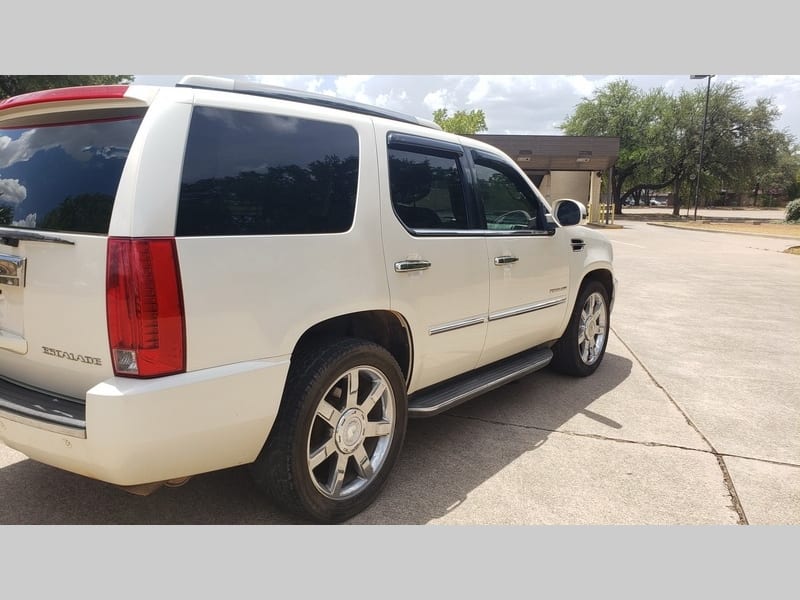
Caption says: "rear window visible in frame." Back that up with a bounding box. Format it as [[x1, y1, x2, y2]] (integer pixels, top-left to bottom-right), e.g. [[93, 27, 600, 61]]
[[176, 107, 359, 236], [0, 115, 143, 234]]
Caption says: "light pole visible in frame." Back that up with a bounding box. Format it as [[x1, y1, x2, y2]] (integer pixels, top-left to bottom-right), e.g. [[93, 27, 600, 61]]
[[690, 74, 714, 221]]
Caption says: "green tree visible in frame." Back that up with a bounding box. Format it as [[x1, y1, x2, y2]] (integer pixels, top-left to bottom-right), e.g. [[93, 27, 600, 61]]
[[0, 75, 132, 99], [561, 81, 668, 214], [0, 204, 12, 225], [40, 193, 114, 233], [432, 108, 487, 134], [562, 79, 793, 215]]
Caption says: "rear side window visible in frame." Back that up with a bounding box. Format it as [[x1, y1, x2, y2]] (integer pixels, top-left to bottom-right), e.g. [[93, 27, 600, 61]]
[[177, 107, 359, 236], [388, 148, 468, 230], [0, 115, 143, 234]]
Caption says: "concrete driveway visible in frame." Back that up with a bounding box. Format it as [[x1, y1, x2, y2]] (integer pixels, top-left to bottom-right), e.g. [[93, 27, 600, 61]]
[[0, 220, 797, 524]]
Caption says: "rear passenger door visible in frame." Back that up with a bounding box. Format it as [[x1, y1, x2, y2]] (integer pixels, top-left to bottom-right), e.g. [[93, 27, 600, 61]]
[[469, 149, 570, 367], [377, 129, 489, 393]]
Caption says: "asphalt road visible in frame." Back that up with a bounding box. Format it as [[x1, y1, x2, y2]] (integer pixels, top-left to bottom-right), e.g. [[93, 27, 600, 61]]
[[1, 220, 797, 524]]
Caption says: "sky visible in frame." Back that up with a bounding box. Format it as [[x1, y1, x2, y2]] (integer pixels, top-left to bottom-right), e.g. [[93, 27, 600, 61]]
[[133, 74, 800, 142]]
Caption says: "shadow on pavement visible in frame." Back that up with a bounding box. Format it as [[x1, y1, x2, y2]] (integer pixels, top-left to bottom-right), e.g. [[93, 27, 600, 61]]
[[349, 351, 632, 524], [0, 352, 631, 525]]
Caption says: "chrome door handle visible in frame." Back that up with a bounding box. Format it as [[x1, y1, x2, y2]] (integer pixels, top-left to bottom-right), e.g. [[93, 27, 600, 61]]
[[394, 259, 432, 273], [494, 255, 519, 265]]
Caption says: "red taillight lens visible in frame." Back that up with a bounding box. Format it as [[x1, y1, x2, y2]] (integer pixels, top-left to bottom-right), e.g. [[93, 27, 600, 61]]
[[106, 237, 186, 378]]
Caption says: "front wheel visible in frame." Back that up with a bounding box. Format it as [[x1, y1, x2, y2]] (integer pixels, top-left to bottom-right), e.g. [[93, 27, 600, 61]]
[[251, 338, 407, 523], [550, 281, 610, 377]]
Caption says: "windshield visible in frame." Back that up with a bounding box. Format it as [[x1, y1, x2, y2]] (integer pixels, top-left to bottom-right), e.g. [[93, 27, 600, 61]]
[[0, 115, 143, 234]]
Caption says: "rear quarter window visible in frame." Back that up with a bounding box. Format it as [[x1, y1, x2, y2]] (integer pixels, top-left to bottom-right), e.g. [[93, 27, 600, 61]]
[[0, 115, 143, 234], [176, 107, 360, 236]]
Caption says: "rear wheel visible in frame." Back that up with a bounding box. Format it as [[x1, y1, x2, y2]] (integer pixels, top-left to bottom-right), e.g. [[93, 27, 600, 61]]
[[550, 281, 610, 377], [251, 338, 407, 523]]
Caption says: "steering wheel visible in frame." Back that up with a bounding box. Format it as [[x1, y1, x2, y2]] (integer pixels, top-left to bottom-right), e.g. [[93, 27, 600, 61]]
[[495, 210, 532, 225]]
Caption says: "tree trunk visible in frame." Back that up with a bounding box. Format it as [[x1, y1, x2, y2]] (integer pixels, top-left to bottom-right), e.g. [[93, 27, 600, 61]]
[[613, 174, 623, 215], [671, 178, 682, 216]]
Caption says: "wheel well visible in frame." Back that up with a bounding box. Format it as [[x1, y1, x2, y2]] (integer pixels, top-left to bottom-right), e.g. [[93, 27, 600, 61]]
[[293, 311, 412, 382], [581, 269, 614, 301]]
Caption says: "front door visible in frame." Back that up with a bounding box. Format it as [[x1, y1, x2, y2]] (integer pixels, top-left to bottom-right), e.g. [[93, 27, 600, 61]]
[[470, 150, 570, 367]]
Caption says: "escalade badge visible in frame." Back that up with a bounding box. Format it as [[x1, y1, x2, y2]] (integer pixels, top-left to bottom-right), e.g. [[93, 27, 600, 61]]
[[42, 346, 103, 366]]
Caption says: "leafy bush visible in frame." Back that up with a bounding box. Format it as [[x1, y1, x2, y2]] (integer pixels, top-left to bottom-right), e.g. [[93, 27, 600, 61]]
[[786, 198, 800, 223]]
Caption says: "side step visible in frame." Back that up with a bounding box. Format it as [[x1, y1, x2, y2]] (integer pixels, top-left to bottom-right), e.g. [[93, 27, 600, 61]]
[[408, 347, 553, 418]]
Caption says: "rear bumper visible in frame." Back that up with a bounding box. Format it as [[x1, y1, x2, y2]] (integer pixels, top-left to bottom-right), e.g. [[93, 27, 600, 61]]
[[0, 357, 290, 485]]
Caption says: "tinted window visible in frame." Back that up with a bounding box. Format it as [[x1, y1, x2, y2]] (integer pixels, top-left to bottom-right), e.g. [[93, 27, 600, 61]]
[[474, 158, 541, 230], [388, 148, 467, 230], [0, 115, 142, 234], [177, 107, 359, 236]]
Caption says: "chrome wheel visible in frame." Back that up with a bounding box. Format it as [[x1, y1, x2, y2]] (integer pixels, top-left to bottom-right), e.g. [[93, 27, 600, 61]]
[[307, 365, 395, 500], [577, 291, 607, 366]]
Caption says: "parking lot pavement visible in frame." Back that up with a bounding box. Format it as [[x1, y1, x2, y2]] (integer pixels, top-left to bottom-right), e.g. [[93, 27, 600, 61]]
[[1, 220, 797, 525], [352, 332, 738, 525], [601, 220, 800, 524]]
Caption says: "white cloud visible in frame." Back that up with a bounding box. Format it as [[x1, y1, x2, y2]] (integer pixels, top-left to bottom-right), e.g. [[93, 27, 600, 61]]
[[305, 78, 324, 93], [11, 213, 36, 228], [332, 75, 374, 105], [0, 122, 139, 170], [0, 177, 27, 204], [423, 89, 449, 111], [467, 77, 491, 104]]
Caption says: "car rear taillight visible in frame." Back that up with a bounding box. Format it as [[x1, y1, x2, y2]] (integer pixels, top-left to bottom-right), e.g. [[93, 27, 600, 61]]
[[106, 238, 186, 378]]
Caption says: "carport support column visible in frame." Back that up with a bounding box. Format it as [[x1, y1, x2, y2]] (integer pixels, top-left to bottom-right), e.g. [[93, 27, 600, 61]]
[[588, 170, 602, 224]]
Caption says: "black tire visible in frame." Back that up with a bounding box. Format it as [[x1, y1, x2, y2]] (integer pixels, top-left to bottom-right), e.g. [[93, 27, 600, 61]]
[[550, 281, 610, 377], [251, 338, 408, 523]]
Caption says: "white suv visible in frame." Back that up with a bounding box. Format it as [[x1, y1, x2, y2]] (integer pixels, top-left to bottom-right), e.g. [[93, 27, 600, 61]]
[[0, 76, 615, 523]]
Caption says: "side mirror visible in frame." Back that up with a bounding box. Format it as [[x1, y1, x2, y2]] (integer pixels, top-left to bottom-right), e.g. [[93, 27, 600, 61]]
[[551, 199, 586, 227]]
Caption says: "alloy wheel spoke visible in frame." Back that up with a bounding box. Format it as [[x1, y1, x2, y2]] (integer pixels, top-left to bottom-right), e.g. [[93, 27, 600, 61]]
[[327, 453, 349, 496], [352, 445, 374, 479], [364, 420, 392, 438], [360, 380, 387, 414], [345, 369, 360, 409], [309, 437, 338, 470], [316, 400, 341, 427]]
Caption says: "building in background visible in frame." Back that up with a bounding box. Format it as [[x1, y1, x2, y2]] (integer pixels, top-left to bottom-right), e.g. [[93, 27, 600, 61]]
[[470, 135, 620, 224]]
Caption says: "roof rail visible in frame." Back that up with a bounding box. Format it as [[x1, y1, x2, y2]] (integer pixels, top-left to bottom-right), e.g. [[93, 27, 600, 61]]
[[176, 75, 442, 131]]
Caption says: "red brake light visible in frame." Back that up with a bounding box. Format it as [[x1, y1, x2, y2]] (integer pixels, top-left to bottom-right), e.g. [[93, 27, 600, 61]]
[[0, 85, 129, 112], [106, 238, 186, 378]]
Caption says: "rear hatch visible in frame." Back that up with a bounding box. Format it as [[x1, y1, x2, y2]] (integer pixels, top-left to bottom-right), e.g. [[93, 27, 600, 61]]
[[0, 86, 149, 400]]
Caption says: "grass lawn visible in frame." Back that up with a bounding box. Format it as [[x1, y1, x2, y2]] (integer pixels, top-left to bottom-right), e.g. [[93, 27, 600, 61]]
[[651, 221, 800, 239]]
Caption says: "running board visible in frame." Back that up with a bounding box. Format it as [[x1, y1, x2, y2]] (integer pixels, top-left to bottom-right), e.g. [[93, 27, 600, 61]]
[[408, 347, 553, 418]]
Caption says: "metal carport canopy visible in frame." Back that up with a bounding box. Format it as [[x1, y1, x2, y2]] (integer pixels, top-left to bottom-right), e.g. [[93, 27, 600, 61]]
[[468, 134, 619, 172]]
